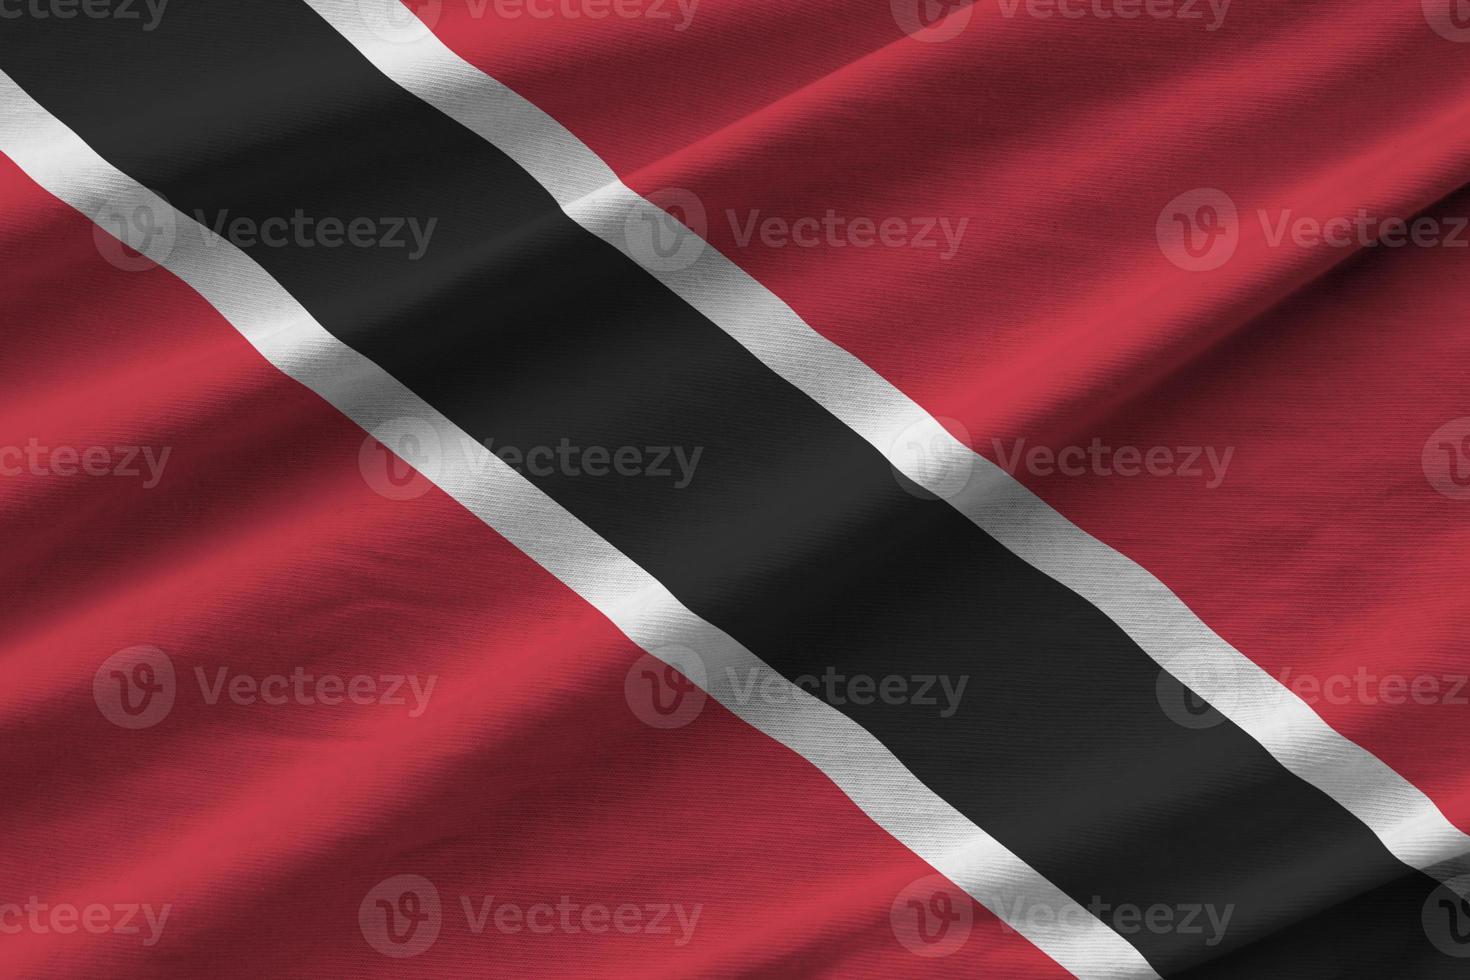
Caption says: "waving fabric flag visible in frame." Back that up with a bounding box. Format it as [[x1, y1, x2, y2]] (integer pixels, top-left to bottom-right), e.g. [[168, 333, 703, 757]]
[[3, 1, 1470, 976]]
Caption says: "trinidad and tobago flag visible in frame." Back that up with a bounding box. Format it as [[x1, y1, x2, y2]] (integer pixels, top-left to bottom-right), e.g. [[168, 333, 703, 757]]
[[4, 0, 1470, 976]]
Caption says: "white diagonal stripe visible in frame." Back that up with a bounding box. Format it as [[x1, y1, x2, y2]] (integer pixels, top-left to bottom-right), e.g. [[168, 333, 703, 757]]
[[301, 0, 1470, 888], [0, 65, 1157, 980]]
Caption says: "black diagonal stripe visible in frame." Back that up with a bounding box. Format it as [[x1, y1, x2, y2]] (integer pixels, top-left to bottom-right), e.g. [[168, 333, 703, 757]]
[[2, 4, 1460, 974]]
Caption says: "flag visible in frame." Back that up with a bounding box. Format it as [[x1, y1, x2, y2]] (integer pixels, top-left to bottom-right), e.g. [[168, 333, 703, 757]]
[[2, 1, 1470, 976]]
